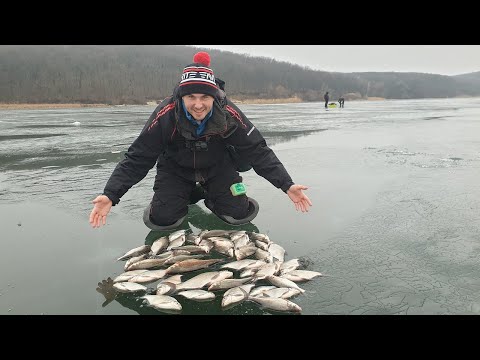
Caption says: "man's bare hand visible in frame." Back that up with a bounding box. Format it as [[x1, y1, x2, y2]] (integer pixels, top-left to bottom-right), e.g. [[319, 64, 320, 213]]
[[287, 184, 313, 213], [89, 195, 113, 228]]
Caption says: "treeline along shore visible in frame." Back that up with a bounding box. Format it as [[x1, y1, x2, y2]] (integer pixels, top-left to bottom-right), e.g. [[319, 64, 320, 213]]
[[0, 96, 391, 111], [0, 100, 302, 110], [1, 45, 480, 105], [0, 98, 302, 110]]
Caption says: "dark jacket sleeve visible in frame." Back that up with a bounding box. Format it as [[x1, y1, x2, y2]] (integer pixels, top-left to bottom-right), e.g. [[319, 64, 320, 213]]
[[224, 101, 295, 193], [103, 107, 166, 205]]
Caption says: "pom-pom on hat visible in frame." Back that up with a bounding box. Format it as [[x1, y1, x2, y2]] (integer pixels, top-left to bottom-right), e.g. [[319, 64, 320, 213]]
[[177, 51, 218, 98], [193, 51, 211, 66]]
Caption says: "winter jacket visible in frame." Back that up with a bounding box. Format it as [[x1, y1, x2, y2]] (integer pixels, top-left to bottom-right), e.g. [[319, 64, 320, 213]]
[[103, 91, 294, 205]]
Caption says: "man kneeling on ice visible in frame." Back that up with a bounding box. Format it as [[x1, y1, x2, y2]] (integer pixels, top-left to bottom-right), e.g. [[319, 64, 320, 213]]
[[89, 51, 312, 230]]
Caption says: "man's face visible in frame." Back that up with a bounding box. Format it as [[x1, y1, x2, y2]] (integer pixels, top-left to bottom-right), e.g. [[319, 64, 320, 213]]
[[182, 93, 214, 121]]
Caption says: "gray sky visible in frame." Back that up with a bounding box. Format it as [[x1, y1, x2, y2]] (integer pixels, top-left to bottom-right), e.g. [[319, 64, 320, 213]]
[[193, 45, 480, 76]]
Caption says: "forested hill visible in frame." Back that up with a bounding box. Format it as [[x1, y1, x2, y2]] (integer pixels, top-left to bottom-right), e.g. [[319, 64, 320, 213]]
[[1, 45, 479, 105]]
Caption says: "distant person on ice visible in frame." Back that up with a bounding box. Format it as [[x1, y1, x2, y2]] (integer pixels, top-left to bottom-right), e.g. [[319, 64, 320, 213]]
[[324, 91, 329, 109], [338, 96, 345, 108], [89, 51, 312, 230]]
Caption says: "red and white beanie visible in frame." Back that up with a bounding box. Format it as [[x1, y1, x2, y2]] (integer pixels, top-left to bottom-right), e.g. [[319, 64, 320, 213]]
[[177, 51, 219, 98]]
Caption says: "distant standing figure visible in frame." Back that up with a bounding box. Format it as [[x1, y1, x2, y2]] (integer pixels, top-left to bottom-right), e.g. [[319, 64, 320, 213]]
[[324, 92, 329, 109], [338, 97, 345, 108]]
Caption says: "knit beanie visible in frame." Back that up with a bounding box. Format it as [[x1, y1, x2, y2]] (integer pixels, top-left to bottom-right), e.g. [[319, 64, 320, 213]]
[[177, 51, 219, 98]]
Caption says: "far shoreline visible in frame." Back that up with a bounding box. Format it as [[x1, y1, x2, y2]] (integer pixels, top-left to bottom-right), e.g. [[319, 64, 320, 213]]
[[0, 97, 388, 111], [0, 99, 307, 110]]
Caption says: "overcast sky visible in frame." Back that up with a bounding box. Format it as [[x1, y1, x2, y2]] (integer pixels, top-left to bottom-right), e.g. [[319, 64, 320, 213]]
[[193, 45, 480, 76]]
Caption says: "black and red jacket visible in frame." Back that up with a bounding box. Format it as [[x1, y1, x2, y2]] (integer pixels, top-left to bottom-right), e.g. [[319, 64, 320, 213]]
[[103, 92, 294, 205]]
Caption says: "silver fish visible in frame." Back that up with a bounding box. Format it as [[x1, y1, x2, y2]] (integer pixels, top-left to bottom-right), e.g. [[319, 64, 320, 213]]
[[156, 283, 176, 295], [117, 244, 150, 261], [260, 287, 302, 299], [280, 270, 323, 282], [171, 245, 210, 254], [172, 249, 191, 256], [244, 260, 269, 270], [265, 275, 305, 293], [255, 248, 274, 263], [176, 290, 216, 302], [150, 236, 169, 256], [113, 269, 149, 283], [208, 277, 253, 291], [209, 236, 234, 245], [161, 274, 183, 285], [248, 232, 271, 244], [278, 259, 302, 275], [251, 262, 278, 281], [200, 230, 235, 239], [220, 248, 234, 258], [124, 253, 148, 271], [254, 240, 269, 251], [175, 271, 233, 292], [234, 245, 257, 260], [239, 267, 260, 278], [142, 294, 182, 313], [128, 269, 167, 283], [221, 284, 255, 309], [248, 296, 302, 313], [165, 258, 223, 274], [229, 230, 246, 240], [152, 250, 174, 260], [204, 270, 235, 288], [163, 254, 205, 265], [209, 237, 235, 257], [268, 243, 286, 262], [112, 282, 147, 293], [185, 233, 200, 245], [198, 239, 214, 252], [168, 229, 186, 242], [167, 234, 186, 250], [126, 258, 169, 271], [249, 286, 277, 297], [156, 274, 183, 294], [220, 259, 261, 271], [231, 232, 248, 246]]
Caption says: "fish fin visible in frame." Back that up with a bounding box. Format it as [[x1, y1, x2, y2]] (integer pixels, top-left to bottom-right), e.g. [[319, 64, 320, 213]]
[[161, 281, 177, 295], [239, 286, 249, 299]]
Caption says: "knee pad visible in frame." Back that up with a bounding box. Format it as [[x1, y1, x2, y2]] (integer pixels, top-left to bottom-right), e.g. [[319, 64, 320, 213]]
[[204, 197, 259, 226], [143, 203, 185, 231]]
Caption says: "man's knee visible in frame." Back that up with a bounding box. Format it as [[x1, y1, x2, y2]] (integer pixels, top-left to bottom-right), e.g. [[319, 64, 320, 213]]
[[150, 205, 186, 227], [208, 195, 249, 218], [205, 197, 259, 225], [143, 202, 187, 231]]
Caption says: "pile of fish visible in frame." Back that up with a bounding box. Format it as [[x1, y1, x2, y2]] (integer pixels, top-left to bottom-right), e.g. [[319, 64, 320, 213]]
[[108, 229, 323, 314]]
